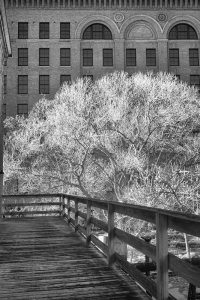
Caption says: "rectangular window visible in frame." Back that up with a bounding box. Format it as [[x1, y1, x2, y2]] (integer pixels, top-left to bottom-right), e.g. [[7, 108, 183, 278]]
[[60, 48, 70, 66], [18, 22, 28, 39], [83, 49, 93, 66], [189, 49, 199, 66], [39, 48, 49, 66], [2, 104, 6, 120], [169, 49, 179, 66], [39, 22, 49, 39], [103, 49, 113, 67], [146, 49, 156, 66], [83, 75, 93, 81], [17, 104, 28, 117], [126, 49, 136, 66], [18, 48, 28, 66], [4, 75, 7, 94], [60, 22, 70, 39], [39, 75, 49, 94], [18, 75, 28, 94], [60, 75, 71, 85], [190, 75, 200, 89]]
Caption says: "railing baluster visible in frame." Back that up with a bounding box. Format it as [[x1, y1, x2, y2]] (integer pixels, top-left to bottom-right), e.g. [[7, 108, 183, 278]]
[[75, 199, 78, 231], [67, 198, 70, 223], [86, 200, 91, 245], [156, 213, 169, 300], [108, 203, 115, 266]]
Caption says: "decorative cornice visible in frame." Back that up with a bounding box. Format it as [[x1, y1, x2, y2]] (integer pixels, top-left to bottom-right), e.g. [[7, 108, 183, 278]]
[[4, 0, 200, 9]]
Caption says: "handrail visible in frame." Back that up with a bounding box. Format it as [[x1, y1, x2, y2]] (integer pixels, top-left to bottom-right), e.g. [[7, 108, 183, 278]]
[[2, 193, 200, 300]]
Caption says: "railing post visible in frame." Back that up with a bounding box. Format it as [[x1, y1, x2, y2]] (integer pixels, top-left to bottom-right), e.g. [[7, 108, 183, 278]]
[[108, 203, 115, 266], [0, 171, 3, 218], [156, 212, 169, 300], [75, 199, 78, 231], [86, 200, 91, 245], [67, 198, 70, 223]]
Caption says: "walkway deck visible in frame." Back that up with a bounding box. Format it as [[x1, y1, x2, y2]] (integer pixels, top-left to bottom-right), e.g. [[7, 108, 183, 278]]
[[0, 217, 150, 300]]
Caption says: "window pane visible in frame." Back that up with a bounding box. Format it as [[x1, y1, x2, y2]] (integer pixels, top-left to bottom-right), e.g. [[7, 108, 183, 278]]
[[60, 75, 71, 85], [190, 75, 200, 89], [103, 49, 113, 66], [126, 49, 136, 66], [83, 75, 93, 81], [18, 75, 28, 94], [18, 48, 28, 66], [83, 49, 93, 66], [18, 22, 28, 39], [169, 24, 198, 40], [2, 104, 6, 120], [169, 49, 179, 66], [60, 22, 70, 39], [39, 75, 49, 94], [146, 49, 156, 66], [189, 49, 199, 66], [17, 104, 28, 117], [4, 75, 7, 94], [83, 23, 112, 40], [60, 48, 70, 66], [39, 48, 49, 66], [39, 22, 49, 39]]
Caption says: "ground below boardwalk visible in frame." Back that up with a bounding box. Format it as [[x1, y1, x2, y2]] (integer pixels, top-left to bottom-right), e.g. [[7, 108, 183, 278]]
[[0, 217, 150, 300]]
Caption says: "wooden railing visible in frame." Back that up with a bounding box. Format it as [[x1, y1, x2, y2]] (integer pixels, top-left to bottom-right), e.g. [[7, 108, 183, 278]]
[[1, 193, 200, 300], [5, 0, 200, 9]]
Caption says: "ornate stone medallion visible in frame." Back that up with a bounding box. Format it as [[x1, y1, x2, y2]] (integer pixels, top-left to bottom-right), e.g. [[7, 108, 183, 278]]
[[114, 13, 125, 23]]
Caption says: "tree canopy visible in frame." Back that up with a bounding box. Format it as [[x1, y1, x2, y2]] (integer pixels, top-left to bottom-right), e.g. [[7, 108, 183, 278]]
[[4, 72, 200, 214]]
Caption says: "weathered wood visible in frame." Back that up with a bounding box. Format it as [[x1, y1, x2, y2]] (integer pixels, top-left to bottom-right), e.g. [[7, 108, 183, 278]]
[[90, 216, 108, 232], [168, 216, 200, 238], [115, 253, 157, 298], [77, 224, 87, 236], [156, 213, 169, 300], [3, 201, 61, 207], [114, 228, 156, 261], [91, 234, 108, 255], [113, 203, 156, 224], [168, 253, 200, 287], [108, 203, 115, 266], [67, 198, 70, 223], [75, 200, 78, 231], [78, 210, 87, 220], [86, 200, 91, 245], [0, 217, 150, 300], [3, 210, 60, 216]]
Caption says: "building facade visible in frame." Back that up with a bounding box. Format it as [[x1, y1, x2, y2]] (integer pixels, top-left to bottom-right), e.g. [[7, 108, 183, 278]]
[[3, 0, 200, 116]]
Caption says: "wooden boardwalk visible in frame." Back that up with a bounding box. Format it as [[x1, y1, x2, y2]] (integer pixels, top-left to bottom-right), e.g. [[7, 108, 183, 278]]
[[0, 217, 150, 300]]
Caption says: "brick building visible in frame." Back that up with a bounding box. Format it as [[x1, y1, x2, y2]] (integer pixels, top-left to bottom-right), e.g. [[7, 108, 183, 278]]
[[3, 0, 200, 117]]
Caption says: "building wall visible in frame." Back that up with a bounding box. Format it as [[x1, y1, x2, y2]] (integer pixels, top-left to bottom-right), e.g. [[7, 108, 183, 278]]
[[4, 3, 200, 116]]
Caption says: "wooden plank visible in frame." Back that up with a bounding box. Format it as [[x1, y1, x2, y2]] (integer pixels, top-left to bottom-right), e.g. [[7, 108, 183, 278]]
[[2, 202, 61, 207], [114, 203, 155, 224], [0, 217, 150, 300], [67, 198, 70, 223], [91, 217, 108, 232], [114, 228, 156, 261], [108, 203, 115, 266], [3, 193, 60, 198], [168, 215, 200, 238], [115, 253, 157, 298], [3, 210, 60, 216], [156, 213, 169, 300], [78, 210, 87, 220], [91, 234, 108, 255], [86, 200, 91, 245], [75, 200, 78, 231], [168, 253, 200, 287]]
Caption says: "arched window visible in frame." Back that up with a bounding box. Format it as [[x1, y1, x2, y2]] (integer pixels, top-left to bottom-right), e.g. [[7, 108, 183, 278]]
[[82, 23, 112, 40], [169, 23, 198, 40]]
